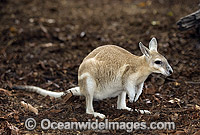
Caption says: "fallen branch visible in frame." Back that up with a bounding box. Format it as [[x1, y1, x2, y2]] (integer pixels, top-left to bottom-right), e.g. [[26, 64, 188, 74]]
[[20, 101, 38, 115], [177, 9, 200, 30]]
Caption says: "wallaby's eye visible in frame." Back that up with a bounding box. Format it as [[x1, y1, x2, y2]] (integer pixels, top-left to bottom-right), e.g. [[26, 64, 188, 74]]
[[154, 60, 162, 65]]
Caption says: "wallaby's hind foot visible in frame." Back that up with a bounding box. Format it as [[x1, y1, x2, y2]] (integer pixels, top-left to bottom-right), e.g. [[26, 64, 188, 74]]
[[86, 111, 106, 119]]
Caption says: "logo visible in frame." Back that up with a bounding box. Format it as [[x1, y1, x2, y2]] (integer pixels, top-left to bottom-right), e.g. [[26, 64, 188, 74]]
[[25, 118, 36, 130]]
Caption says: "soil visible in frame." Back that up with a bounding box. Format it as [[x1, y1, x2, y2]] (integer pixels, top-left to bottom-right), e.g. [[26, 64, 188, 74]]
[[0, 0, 200, 134]]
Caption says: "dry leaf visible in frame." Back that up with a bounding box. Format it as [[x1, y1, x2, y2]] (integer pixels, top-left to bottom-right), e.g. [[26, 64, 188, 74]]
[[20, 101, 38, 115]]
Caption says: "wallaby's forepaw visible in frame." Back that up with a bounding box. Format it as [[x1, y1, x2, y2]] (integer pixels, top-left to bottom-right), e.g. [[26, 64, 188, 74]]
[[129, 98, 134, 103], [93, 112, 106, 119], [135, 109, 151, 114]]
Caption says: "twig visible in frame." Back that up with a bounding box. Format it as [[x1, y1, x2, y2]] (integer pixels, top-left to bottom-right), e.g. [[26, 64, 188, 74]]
[[0, 88, 12, 96], [184, 81, 200, 84], [39, 23, 50, 38]]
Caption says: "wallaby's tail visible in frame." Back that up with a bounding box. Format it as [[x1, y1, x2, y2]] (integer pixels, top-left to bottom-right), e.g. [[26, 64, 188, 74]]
[[12, 85, 81, 98]]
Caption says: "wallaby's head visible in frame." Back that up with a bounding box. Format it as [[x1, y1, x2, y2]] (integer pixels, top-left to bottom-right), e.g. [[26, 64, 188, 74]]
[[139, 37, 173, 76]]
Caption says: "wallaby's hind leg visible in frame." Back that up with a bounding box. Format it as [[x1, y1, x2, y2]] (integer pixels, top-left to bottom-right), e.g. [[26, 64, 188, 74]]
[[117, 91, 132, 111], [85, 93, 105, 118], [81, 74, 105, 119]]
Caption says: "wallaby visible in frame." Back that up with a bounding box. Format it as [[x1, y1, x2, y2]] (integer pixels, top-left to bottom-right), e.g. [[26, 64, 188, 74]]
[[13, 37, 173, 119]]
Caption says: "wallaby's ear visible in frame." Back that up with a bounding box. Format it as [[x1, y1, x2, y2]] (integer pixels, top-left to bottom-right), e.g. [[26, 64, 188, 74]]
[[139, 42, 151, 58], [149, 37, 157, 52]]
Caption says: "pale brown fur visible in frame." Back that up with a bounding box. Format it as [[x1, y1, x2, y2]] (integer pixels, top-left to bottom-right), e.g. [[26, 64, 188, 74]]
[[78, 45, 150, 94], [76, 38, 173, 118]]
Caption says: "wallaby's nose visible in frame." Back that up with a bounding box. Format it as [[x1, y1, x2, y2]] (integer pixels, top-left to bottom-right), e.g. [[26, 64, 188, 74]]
[[167, 65, 173, 75]]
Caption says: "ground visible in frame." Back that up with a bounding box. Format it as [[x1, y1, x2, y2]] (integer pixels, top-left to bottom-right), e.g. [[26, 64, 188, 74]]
[[0, 0, 200, 134]]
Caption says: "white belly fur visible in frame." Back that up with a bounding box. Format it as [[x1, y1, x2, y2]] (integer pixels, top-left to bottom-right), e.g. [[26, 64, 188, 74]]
[[93, 80, 123, 100]]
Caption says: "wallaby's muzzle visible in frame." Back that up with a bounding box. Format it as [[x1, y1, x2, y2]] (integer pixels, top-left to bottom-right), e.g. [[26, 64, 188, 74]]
[[166, 65, 173, 76]]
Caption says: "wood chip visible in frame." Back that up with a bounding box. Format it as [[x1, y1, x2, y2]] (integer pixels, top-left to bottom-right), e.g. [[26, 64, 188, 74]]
[[62, 93, 72, 102], [20, 101, 38, 115], [195, 105, 200, 110]]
